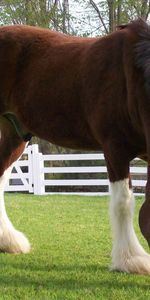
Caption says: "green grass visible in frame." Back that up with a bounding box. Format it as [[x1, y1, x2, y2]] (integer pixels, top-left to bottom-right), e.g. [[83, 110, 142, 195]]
[[0, 194, 150, 300]]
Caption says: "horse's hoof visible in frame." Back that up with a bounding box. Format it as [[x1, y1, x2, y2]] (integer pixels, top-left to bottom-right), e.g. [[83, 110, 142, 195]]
[[111, 255, 150, 275], [0, 228, 30, 254]]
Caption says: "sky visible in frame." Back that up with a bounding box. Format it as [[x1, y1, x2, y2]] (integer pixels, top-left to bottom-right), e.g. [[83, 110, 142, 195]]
[[69, 1, 104, 36]]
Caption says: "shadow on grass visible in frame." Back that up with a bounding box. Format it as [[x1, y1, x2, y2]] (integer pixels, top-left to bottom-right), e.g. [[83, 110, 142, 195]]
[[0, 260, 150, 292], [0, 260, 107, 273]]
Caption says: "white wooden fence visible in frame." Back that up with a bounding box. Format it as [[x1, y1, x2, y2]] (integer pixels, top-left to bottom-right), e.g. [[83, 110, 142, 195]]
[[5, 144, 147, 196]]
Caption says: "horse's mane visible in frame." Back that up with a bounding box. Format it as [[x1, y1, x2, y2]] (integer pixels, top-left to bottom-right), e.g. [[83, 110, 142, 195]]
[[121, 19, 150, 96]]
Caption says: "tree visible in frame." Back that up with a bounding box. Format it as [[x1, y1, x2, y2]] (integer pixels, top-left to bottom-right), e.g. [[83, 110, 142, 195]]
[[70, 0, 150, 36], [0, 0, 71, 32], [90, 0, 150, 33]]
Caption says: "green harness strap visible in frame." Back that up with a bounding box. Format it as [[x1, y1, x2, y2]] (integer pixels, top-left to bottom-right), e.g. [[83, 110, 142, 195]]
[[3, 113, 32, 142]]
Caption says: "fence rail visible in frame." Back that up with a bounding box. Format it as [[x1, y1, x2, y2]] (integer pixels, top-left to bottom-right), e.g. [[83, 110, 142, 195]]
[[5, 144, 147, 196]]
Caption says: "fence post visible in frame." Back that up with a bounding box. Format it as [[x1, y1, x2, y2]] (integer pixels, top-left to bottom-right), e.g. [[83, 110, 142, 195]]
[[31, 144, 45, 195], [26, 145, 34, 193]]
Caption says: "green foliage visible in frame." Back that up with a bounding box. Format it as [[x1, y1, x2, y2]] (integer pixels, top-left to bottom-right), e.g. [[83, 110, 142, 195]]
[[0, 0, 67, 30], [0, 193, 148, 299]]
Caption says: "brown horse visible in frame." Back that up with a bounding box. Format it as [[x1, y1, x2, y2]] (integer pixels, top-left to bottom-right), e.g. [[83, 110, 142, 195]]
[[0, 18, 150, 275]]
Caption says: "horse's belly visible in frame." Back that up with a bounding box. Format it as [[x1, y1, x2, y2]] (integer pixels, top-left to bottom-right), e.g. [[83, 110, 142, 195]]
[[12, 103, 101, 150], [29, 114, 100, 151], [38, 122, 100, 151]]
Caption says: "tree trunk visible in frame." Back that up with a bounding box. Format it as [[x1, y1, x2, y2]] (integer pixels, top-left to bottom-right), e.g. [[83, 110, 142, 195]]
[[117, 0, 122, 25], [107, 0, 114, 32], [39, 0, 49, 27], [141, 0, 150, 20], [62, 0, 69, 33]]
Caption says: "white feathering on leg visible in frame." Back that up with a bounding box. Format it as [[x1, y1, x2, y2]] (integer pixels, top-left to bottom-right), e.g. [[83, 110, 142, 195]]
[[0, 165, 30, 253], [110, 179, 150, 275]]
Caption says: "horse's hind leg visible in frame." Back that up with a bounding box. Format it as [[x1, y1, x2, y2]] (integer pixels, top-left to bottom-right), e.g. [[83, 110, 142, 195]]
[[0, 117, 30, 253], [104, 144, 150, 275]]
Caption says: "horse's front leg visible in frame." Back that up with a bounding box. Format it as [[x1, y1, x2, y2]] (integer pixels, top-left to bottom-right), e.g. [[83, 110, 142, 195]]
[[0, 118, 30, 253], [105, 146, 150, 275], [0, 165, 30, 253]]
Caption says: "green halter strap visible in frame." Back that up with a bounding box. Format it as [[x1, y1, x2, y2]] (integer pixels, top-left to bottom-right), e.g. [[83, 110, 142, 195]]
[[3, 113, 32, 142]]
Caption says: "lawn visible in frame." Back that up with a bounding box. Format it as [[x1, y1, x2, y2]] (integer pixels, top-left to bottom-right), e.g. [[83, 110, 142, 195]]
[[0, 193, 150, 300]]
